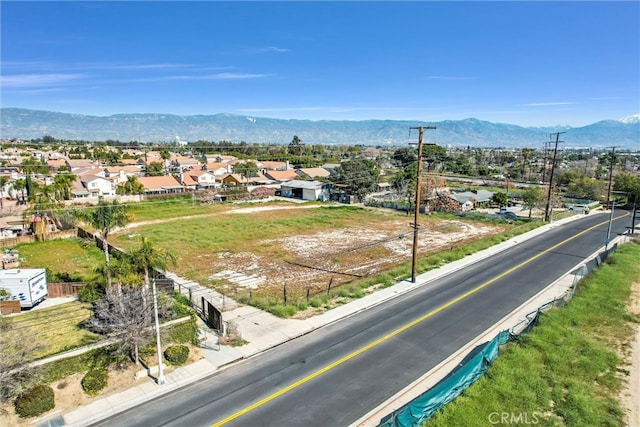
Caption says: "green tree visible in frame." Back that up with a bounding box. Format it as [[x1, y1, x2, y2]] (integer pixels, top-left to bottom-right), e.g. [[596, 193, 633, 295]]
[[232, 161, 259, 182], [492, 192, 508, 207], [522, 186, 545, 218], [565, 175, 606, 201], [145, 161, 164, 176], [391, 147, 418, 168], [332, 158, 380, 201], [614, 171, 640, 201], [288, 135, 304, 156], [77, 200, 130, 289], [20, 157, 49, 175]]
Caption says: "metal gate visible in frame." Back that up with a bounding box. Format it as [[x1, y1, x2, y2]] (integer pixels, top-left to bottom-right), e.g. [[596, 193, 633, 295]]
[[201, 296, 222, 332]]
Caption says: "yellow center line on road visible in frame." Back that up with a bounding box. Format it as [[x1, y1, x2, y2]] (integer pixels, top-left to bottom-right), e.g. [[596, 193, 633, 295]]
[[211, 214, 628, 427]]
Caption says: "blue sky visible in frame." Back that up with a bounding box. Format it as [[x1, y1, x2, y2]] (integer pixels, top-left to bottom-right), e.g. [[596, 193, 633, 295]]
[[1, 1, 638, 127]]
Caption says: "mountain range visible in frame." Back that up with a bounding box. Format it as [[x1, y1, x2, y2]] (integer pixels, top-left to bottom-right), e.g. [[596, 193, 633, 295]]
[[1, 108, 638, 149]]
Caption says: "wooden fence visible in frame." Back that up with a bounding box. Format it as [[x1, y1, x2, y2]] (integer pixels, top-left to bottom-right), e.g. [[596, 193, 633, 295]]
[[0, 229, 79, 249], [0, 300, 21, 315], [48, 282, 85, 298]]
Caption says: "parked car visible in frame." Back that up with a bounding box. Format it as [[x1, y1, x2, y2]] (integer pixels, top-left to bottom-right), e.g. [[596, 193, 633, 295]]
[[501, 211, 518, 220], [568, 205, 589, 213]]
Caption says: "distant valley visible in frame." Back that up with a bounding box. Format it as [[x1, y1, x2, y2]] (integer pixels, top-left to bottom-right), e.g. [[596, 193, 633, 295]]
[[1, 108, 638, 149]]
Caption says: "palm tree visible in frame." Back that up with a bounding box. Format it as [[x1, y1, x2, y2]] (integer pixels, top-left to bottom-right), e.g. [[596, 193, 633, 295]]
[[160, 149, 171, 176], [128, 236, 176, 292], [128, 236, 176, 384], [77, 200, 129, 289], [12, 178, 26, 203], [122, 175, 144, 195], [53, 172, 77, 200], [0, 176, 8, 209]]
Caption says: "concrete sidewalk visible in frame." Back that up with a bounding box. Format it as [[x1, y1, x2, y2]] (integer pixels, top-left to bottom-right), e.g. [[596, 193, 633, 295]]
[[59, 212, 608, 427]]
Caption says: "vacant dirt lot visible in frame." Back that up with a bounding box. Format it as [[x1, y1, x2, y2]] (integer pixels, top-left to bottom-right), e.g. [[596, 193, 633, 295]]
[[117, 203, 506, 302]]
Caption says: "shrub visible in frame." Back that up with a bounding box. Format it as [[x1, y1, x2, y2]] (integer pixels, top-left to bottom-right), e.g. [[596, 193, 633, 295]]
[[166, 315, 199, 345], [14, 384, 55, 418], [81, 367, 108, 396], [164, 345, 189, 366]]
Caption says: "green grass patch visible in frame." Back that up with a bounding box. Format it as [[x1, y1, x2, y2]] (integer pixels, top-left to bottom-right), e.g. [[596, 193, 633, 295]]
[[13, 238, 105, 280], [426, 241, 640, 426], [7, 301, 101, 360]]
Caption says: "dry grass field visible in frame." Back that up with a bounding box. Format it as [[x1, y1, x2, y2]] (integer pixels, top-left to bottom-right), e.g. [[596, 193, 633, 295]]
[[112, 201, 509, 305]]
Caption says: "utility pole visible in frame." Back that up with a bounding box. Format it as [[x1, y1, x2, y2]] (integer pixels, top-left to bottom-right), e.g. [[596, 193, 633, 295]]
[[409, 125, 436, 283], [544, 132, 564, 222], [605, 146, 617, 210]]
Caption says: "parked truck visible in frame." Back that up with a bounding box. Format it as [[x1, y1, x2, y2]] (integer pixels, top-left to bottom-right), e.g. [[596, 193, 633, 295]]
[[0, 268, 48, 308]]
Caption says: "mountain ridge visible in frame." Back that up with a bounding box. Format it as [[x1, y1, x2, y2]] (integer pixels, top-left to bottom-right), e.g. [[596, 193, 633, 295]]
[[1, 108, 638, 149]]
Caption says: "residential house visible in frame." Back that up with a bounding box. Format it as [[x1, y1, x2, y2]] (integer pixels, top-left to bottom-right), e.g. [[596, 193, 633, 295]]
[[71, 175, 115, 199], [66, 159, 98, 171], [221, 172, 272, 186], [181, 170, 218, 190], [259, 160, 289, 172], [46, 158, 67, 171], [448, 189, 494, 210], [103, 166, 143, 186], [296, 167, 331, 179], [203, 162, 233, 177], [264, 169, 299, 182], [170, 155, 201, 173], [136, 175, 184, 195]]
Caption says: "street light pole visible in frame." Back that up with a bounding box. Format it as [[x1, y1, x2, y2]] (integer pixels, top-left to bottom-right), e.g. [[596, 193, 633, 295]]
[[605, 201, 615, 250], [152, 278, 165, 385], [410, 125, 436, 283]]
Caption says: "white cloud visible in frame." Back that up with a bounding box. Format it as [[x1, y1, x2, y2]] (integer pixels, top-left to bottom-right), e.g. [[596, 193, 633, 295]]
[[520, 102, 576, 107], [0, 73, 87, 88]]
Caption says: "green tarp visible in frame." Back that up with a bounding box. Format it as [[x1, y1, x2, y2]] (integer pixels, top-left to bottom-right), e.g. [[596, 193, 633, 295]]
[[379, 330, 510, 427]]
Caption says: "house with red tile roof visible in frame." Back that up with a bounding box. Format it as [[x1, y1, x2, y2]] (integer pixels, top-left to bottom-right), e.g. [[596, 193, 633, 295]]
[[264, 169, 299, 182], [136, 175, 184, 194], [181, 170, 218, 189], [296, 167, 331, 179]]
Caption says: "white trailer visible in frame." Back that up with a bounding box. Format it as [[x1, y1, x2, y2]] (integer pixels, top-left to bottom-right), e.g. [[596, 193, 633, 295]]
[[0, 268, 48, 308]]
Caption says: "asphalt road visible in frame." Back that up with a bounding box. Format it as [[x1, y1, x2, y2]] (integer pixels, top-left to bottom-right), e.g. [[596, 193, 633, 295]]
[[93, 211, 631, 427]]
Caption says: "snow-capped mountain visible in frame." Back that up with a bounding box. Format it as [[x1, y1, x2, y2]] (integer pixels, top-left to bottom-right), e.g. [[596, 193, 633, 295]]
[[1, 108, 638, 149], [619, 113, 640, 124]]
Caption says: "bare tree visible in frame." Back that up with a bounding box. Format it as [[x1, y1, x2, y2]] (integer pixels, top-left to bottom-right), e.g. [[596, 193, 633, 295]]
[[0, 317, 43, 404], [86, 286, 156, 364]]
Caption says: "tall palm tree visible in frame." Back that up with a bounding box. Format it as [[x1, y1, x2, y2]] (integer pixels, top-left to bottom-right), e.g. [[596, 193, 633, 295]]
[[128, 236, 176, 384], [78, 200, 129, 289]]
